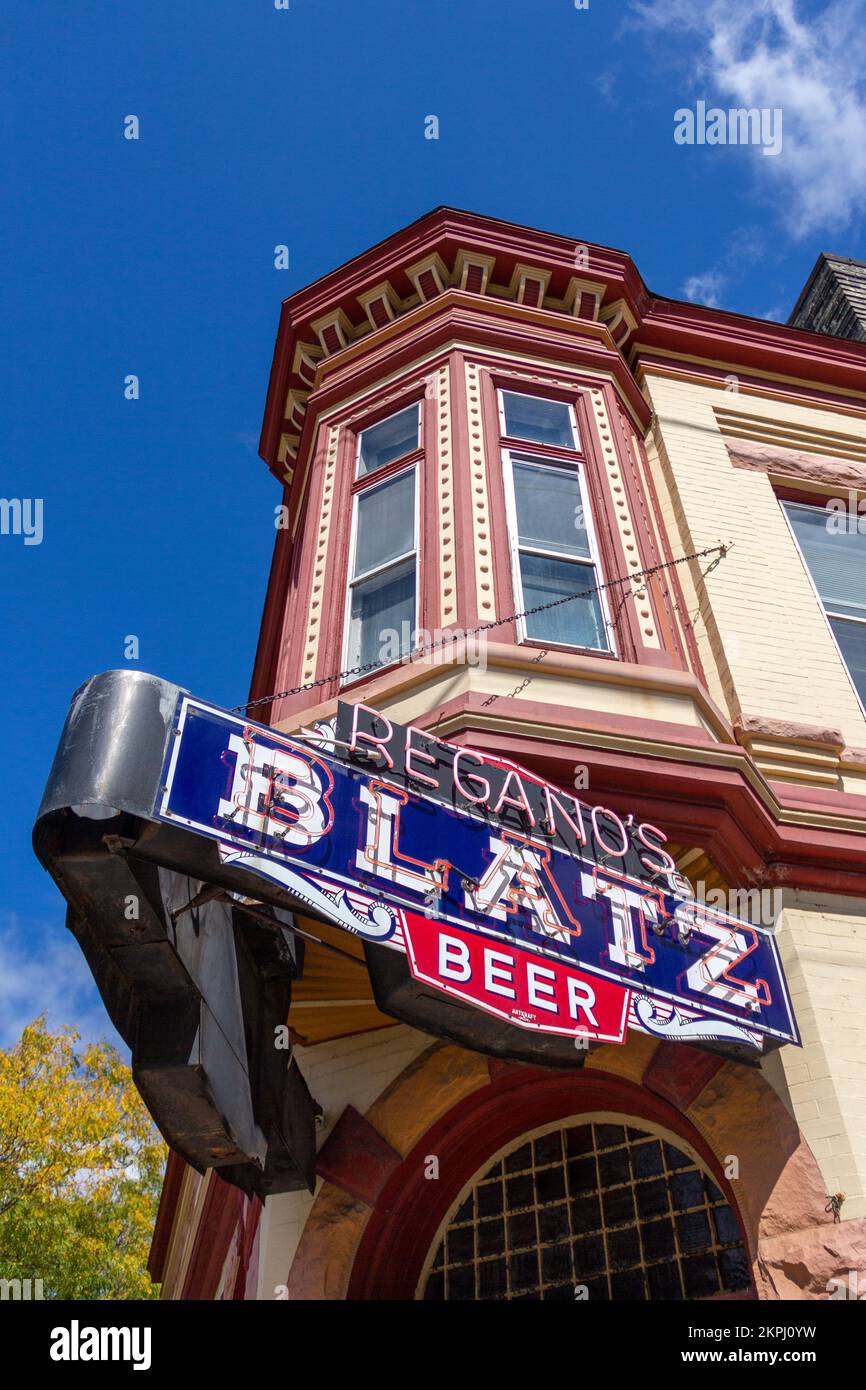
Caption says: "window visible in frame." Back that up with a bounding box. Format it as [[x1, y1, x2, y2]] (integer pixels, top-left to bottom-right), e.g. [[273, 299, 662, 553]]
[[501, 390, 577, 450], [783, 500, 866, 710], [421, 1121, 750, 1301], [344, 403, 422, 676], [357, 402, 420, 477], [345, 467, 417, 673], [504, 453, 610, 651]]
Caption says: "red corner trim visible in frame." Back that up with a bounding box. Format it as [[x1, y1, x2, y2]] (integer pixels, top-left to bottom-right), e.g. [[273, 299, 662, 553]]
[[316, 1104, 402, 1207], [642, 1042, 726, 1112]]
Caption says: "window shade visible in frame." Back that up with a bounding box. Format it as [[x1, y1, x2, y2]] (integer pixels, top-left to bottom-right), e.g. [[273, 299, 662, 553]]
[[785, 503, 866, 620]]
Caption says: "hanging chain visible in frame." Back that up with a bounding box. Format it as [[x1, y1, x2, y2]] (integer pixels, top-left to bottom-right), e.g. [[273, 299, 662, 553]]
[[234, 541, 731, 714]]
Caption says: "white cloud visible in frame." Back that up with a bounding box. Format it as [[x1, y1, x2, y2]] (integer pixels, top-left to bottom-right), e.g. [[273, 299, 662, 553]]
[[683, 271, 726, 307], [631, 0, 866, 238], [0, 913, 124, 1052]]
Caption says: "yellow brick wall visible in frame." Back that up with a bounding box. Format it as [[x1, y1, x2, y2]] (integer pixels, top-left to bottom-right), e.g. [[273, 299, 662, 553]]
[[773, 893, 866, 1221], [644, 372, 866, 1222], [644, 371, 866, 747]]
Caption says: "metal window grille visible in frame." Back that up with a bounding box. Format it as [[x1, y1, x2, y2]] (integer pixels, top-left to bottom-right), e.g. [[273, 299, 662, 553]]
[[421, 1121, 751, 1301]]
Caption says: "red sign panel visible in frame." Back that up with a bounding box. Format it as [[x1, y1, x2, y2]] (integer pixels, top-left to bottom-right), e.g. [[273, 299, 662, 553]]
[[401, 913, 630, 1045]]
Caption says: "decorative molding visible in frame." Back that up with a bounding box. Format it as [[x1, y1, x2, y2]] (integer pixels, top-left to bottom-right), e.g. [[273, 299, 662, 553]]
[[310, 308, 355, 358], [717, 406, 866, 467], [602, 297, 638, 350], [357, 280, 400, 331], [435, 364, 457, 626], [300, 424, 340, 684], [588, 387, 661, 648], [564, 275, 606, 321], [405, 252, 450, 303], [464, 361, 495, 621], [455, 249, 496, 296], [507, 262, 552, 309], [734, 715, 846, 789]]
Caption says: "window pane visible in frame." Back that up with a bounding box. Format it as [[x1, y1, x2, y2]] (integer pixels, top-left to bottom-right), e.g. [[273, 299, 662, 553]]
[[503, 392, 575, 449], [786, 503, 866, 620], [353, 469, 415, 577], [358, 404, 420, 477], [831, 617, 866, 707], [347, 558, 415, 670], [513, 462, 592, 559], [519, 554, 607, 649]]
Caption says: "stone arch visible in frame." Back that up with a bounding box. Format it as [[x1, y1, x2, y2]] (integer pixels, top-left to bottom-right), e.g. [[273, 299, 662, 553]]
[[286, 1036, 845, 1300]]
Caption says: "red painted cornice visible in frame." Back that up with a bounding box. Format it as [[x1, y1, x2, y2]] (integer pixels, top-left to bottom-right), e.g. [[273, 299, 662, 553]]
[[637, 296, 866, 396], [260, 205, 866, 476]]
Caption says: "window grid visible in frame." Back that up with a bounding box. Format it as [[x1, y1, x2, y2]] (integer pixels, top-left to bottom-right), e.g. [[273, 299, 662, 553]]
[[422, 1122, 750, 1302]]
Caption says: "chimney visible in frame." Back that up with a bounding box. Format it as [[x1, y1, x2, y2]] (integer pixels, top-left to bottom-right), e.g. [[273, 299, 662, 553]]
[[789, 252, 866, 342]]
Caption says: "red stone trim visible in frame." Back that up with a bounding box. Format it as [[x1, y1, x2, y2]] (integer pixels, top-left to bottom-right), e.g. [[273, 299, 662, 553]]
[[643, 1043, 726, 1112], [316, 1104, 402, 1207], [725, 437, 866, 491]]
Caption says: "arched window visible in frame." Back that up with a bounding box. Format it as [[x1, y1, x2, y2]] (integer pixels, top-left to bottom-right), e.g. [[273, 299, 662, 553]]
[[419, 1117, 751, 1301]]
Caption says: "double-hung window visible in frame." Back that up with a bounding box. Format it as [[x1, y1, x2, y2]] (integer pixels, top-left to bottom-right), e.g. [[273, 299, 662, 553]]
[[783, 499, 866, 710], [344, 403, 420, 675], [501, 391, 612, 653]]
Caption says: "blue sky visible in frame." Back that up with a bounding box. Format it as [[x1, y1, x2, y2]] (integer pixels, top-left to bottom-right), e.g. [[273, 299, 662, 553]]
[[2, 0, 865, 1050]]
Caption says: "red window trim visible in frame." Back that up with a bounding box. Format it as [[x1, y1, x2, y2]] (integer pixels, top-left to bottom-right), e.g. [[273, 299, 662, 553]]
[[479, 371, 644, 663]]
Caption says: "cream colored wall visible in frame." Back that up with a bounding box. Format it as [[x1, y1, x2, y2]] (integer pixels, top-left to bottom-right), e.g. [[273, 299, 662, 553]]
[[643, 370, 866, 749], [770, 891, 866, 1221], [644, 373, 866, 1222], [255, 1025, 430, 1300]]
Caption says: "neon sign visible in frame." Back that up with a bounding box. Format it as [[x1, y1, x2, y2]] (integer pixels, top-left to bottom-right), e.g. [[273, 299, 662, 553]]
[[157, 694, 799, 1058]]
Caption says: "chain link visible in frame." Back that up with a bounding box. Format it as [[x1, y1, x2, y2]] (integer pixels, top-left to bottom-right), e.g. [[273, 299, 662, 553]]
[[233, 542, 730, 714]]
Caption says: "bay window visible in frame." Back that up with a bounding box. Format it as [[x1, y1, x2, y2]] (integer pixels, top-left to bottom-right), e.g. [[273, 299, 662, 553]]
[[783, 499, 866, 710]]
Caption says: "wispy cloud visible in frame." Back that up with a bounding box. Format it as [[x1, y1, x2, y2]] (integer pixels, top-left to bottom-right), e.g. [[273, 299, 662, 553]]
[[595, 67, 619, 104], [234, 431, 260, 455], [682, 271, 726, 307], [630, 0, 866, 238], [680, 226, 768, 311], [0, 912, 124, 1052]]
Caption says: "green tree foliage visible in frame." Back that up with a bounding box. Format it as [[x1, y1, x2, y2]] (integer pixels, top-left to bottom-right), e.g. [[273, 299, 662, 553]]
[[0, 1016, 167, 1299]]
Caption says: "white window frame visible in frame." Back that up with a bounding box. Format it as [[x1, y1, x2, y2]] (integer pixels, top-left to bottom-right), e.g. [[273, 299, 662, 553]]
[[355, 400, 421, 480], [781, 498, 866, 719], [502, 448, 615, 655], [497, 388, 580, 453], [341, 461, 420, 681]]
